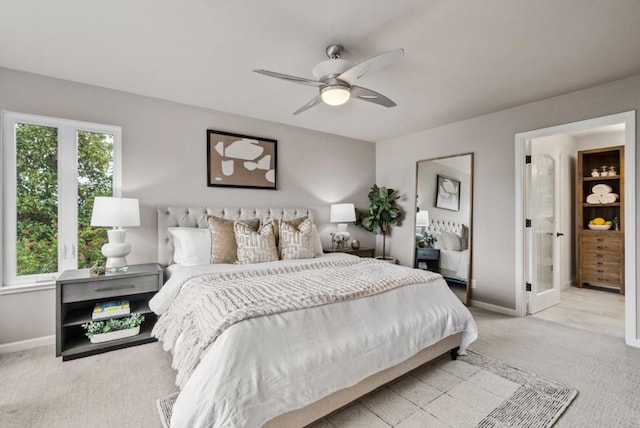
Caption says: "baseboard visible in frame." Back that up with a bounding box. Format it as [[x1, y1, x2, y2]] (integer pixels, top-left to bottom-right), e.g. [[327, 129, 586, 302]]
[[0, 335, 54, 354], [625, 336, 640, 349], [469, 299, 520, 317], [562, 280, 573, 290]]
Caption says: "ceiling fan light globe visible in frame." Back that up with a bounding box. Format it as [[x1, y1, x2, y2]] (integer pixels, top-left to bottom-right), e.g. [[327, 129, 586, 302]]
[[321, 86, 350, 106]]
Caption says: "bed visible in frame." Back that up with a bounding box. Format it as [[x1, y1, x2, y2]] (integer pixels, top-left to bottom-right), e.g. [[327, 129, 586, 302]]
[[151, 206, 478, 428], [419, 219, 470, 284]]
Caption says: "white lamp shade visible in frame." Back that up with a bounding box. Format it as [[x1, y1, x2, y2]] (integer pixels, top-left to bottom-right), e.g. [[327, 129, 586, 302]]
[[91, 197, 140, 227], [330, 203, 356, 223], [416, 210, 430, 226]]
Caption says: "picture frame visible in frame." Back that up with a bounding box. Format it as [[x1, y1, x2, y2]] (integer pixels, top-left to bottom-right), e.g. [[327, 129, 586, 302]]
[[435, 174, 460, 211], [206, 129, 277, 189]]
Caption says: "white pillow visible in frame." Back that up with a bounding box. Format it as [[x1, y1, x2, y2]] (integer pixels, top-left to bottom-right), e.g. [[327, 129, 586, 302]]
[[168, 227, 211, 265], [311, 224, 323, 256], [441, 230, 463, 251]]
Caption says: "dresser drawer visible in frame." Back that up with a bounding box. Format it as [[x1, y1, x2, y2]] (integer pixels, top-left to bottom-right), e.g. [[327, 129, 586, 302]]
[[580, 234, 622, 254], [62, 274, 159, 303], [581, 269, 622, 286], [582, 256, 622, 271]]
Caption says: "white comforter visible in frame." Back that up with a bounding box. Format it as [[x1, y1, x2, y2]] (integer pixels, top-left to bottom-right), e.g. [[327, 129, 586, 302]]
[[150, 253, 478, 428]]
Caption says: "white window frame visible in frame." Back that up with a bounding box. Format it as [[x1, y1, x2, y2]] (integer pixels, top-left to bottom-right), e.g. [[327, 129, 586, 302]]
[[1, 111, 122, 289]]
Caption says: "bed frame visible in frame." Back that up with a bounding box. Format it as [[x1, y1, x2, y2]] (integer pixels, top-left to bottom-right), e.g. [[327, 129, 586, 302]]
[[157, 206, 464, 427]]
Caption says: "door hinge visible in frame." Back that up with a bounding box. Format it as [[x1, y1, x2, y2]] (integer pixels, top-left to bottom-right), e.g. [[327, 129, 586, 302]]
[[525, 219, 532, 227], [525, 155, 532, 164], [526, 282, 532, 292]]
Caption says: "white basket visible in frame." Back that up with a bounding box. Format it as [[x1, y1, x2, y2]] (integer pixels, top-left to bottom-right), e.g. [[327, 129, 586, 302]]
[[89, 326, 140, 344]]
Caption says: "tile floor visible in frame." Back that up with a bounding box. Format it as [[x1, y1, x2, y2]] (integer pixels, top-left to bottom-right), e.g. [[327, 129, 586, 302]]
[[310, 358, 520, 428], [531, 286, 625, 338]]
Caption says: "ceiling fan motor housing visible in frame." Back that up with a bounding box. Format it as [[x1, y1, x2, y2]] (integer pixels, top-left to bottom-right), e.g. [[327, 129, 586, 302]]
[[312, 59, 350, 81]]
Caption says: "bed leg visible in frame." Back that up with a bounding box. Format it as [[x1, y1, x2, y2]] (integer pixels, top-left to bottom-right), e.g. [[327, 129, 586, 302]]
[[449, 347, 460, 361]]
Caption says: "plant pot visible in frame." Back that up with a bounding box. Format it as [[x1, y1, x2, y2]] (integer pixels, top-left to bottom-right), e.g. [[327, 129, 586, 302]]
[[89, 326, 140, 344], [375, 256, 397, 264]]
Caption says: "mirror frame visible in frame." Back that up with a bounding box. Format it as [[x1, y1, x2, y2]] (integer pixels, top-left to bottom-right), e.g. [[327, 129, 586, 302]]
[[414, 152, 474, 305]]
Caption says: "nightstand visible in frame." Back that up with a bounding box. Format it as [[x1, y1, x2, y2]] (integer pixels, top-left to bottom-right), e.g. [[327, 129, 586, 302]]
[[416, 247, 440, 273], [56, 263, 163, 361], [324, 247, 375, 258]]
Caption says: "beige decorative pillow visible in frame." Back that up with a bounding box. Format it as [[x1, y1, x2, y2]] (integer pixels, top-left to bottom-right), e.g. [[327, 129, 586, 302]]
[[269, 216, 307, 246], [206, 216, 259, 264], [279, 217, 315, 260], [235, 219, 279, 264]]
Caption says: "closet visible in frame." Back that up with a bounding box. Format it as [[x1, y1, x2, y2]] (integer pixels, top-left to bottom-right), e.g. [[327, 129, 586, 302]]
[[576, 146, 624, 294]]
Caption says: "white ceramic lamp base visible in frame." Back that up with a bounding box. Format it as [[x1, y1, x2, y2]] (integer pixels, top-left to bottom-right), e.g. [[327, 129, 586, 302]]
[[102, 229, 132, 273], [334, 223, 351, 249]]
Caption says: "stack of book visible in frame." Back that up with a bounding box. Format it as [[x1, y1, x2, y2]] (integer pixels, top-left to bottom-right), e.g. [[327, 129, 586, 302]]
[[92, 300, 130, 320]]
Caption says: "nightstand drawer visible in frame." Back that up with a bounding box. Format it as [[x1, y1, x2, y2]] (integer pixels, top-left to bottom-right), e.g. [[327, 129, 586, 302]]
[[416, 248, 440, 260], [62, 274, 159, 303]]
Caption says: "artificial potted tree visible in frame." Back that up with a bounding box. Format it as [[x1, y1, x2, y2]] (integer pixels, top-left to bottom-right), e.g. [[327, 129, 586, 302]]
[[356, 184, 403, 263]]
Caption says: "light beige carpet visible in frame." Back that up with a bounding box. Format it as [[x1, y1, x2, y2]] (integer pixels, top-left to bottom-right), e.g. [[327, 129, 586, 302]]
[[2, 308, 640, 428], [157, 350, 576, 428]]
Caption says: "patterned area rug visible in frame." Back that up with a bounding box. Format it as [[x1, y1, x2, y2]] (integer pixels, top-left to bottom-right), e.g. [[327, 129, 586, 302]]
[[156, 350, 577, 428]]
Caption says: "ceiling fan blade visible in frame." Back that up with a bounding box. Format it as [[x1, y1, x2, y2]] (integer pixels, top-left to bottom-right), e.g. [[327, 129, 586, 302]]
[[337, 48, 404, 84], [293, 95, 323, 115], [253, 69, 324, 87], [350, 86, 397, 108]]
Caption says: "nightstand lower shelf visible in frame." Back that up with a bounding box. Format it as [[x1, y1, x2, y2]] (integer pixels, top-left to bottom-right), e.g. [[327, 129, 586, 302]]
[[61, 317, 157, 361]]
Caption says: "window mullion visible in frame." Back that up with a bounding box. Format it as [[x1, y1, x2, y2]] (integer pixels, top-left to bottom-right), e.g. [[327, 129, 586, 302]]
[[2, 115, 18, 284], [57, 125, 78, 271]]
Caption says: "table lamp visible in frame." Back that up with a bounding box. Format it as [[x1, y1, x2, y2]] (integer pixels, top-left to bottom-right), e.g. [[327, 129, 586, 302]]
[[330, 203, 356, 249], [90, 197, 140, 272], [416, 209, 430, 230]]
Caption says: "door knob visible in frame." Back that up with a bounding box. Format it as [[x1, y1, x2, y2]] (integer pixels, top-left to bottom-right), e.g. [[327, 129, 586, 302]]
[[556, 232, 564, 237]]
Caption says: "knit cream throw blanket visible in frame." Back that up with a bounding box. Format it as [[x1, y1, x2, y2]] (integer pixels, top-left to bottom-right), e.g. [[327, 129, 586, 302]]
[[152, 258, 439, 388]]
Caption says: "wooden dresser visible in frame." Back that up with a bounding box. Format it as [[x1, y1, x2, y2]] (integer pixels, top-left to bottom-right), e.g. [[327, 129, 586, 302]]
[[576, 146, 624, 294]]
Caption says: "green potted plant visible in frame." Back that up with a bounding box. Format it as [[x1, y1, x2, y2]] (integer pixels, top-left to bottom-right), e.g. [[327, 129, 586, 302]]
[[82, 313, 145, 344], [356, 184, 403, 262], [422, 232, 438, 248]]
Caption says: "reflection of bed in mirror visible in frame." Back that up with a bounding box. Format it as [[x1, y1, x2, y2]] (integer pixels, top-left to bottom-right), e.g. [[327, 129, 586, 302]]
[[418, 219, 469, 285]]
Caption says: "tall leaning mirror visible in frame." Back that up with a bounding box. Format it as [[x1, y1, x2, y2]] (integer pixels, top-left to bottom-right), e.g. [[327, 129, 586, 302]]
[[415, 153, 473, 305]]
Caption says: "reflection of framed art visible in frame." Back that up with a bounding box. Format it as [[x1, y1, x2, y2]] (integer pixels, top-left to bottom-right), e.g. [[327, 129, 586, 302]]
[[435, 175, 460, 211], [206, 129, 277, 189]]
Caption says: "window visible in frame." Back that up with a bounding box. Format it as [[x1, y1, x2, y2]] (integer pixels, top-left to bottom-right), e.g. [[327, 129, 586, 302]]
[[1, 112, 121, 287]]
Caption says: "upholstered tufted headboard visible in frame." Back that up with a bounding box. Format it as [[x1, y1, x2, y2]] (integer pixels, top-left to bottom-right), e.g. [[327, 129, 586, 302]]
[[157, 206, 314, 266], [426, 219, 469, 249]]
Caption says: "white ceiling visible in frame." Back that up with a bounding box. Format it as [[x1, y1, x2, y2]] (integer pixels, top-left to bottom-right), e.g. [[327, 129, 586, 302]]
[[2, 0, 640, 142]]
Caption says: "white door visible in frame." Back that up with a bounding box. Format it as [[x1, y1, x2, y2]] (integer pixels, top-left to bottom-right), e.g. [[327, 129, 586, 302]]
[[527, 153, 561, 314]]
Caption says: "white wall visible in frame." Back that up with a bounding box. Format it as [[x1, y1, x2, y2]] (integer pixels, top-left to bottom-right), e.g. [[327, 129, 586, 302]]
[[575, 130, 624, 151], [0, 67, 376, 345], [376, 72, 640, 329]]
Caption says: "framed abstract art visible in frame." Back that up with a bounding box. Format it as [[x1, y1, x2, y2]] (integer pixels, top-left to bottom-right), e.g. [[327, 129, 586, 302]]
[[206, 129, 277, 189]]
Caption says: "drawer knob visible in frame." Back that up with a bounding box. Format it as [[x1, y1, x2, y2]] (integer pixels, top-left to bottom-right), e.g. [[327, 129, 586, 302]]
[[597, 246, 604, 249], [597, 254, 603, 258], [95, 284, 135, 292], [597, 262, 603, 265], [597, 238, 604, 242], [597, 269, 604, 273]]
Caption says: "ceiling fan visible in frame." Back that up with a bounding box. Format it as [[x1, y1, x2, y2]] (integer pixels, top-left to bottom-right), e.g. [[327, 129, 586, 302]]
[[254, 44, 404, 115]]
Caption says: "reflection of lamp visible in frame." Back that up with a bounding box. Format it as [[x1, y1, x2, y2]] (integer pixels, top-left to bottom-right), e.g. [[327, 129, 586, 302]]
[[330, 203, 356, 248], [416, 210, 430, 228], [91, 197, 140, 273]]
